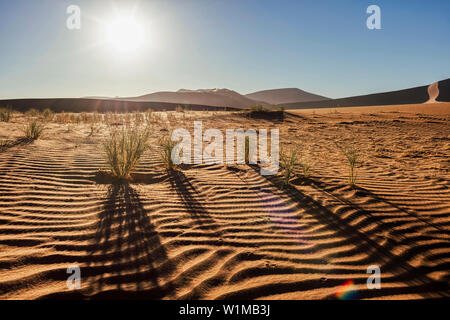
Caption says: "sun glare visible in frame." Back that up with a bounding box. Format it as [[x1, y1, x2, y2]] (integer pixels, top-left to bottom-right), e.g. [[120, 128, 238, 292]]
[[107, 17, 144, 53]]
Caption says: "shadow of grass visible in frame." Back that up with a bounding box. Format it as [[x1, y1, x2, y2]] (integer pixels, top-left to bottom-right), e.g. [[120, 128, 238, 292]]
[[82, 183, 176, 299], [168, 169, 221, 234], [249, 165, 450, 299]]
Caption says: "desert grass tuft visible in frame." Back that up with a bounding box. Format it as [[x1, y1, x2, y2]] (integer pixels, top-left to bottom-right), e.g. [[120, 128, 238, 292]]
[[23, 120, 45, 140], [159, 134, 178, 170], [42, 108, 54, 122], [0, 106, 13, 122], [103, 127, 150, 179], [336, 140, 360, 186], [279, 147, 298, 185]]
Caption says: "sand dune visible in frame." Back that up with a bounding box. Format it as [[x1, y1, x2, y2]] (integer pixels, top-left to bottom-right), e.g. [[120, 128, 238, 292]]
[[2, 80, 448, 113], [0, 107, 449, 300], [245, 88, 329, 105], [123, 88, 269, 109], [283, 79, 450, 109], [0, 98, 234, 114]]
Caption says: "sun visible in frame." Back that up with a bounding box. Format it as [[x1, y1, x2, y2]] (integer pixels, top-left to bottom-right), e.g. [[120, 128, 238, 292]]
[[106, 17, 144, 53]]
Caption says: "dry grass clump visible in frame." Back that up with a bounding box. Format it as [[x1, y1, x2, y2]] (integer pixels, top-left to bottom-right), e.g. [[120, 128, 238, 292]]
[[42, 108, 54, 122], [279, 143, 314, 185], [23, 120, 45, 140], [159, 134, 178, 170], [25, 108, 40, 118], [103, 127, 150, 179], [0, 106, 13, 122], [55, 112, 70, 124]]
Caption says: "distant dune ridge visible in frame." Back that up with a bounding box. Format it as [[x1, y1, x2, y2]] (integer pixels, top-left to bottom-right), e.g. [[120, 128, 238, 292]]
[[283, 78, 450, 110], [245, 88, 329, 105], [437, 78, 450, 102], [0, 99, 231, 113], [122, 88, 269, 108], [1, 79, 449, 112]]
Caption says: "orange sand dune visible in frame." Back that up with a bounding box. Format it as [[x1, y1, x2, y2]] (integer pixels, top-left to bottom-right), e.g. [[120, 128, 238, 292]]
[[0, 109, 449, 299]]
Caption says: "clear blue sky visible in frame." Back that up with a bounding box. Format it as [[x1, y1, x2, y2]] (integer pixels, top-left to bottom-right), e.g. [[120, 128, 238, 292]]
[[0, 0, 449, 99]]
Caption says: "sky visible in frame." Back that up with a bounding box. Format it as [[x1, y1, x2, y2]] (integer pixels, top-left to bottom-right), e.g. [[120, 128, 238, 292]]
[[0, 0, 449, 99]]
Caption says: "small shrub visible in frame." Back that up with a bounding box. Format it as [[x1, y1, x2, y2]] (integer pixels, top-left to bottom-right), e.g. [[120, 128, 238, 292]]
[[250, 105, 267, 112], [23, 121, 45, 140], [103, 127, 150, 179]]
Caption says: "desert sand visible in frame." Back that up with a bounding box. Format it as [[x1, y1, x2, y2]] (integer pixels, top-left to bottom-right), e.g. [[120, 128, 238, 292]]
[[0, 103, 449, 300]]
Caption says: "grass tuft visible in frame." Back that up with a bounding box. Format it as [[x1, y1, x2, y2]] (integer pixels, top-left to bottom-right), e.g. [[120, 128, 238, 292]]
[[336, 140, 360, 186], [42, 108, 54, 122], [23, 120, 45, 140], [103, 127, 150, 179], [0, 106, 13, 122], [159, 134, 178, 170], [280, 147, 298, 185]]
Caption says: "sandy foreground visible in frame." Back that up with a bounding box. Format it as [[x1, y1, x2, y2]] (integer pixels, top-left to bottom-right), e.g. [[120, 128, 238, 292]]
[[0, 103, 449, 300]]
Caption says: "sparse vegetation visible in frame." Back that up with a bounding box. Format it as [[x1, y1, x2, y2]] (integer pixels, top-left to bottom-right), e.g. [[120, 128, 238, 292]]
[[250, 105, 267, 112], [0, 106, 13, 122], [103, 127, 150, 179], [23, 120, 45, 140], [25, 108, 40, 118]]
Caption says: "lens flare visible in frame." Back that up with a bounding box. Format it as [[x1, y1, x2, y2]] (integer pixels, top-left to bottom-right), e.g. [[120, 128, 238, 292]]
[[334, 280, 359, 300]]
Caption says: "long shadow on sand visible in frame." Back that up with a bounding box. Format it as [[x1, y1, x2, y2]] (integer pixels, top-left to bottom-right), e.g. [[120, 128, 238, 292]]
[[249, 165, 450, 299], [0, 137, 34, 153], [83, 183, 176, 299], [168, 169, 222, 234]]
